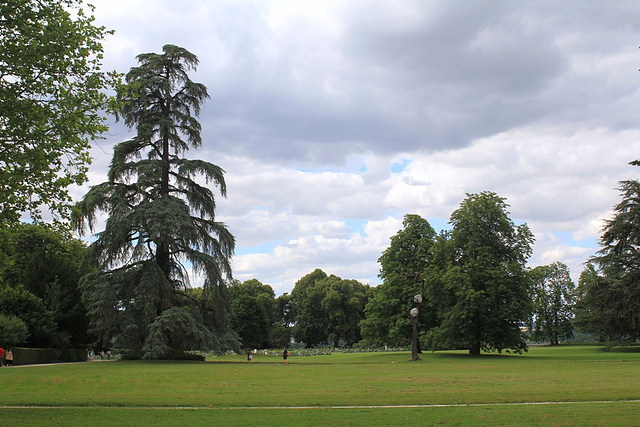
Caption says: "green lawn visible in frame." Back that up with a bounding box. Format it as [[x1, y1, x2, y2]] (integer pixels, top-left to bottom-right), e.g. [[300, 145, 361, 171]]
[[2, 345, 640, 425]]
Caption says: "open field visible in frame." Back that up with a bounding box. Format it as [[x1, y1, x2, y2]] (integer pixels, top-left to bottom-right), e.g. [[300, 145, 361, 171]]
[[2, 345, 639, 425]]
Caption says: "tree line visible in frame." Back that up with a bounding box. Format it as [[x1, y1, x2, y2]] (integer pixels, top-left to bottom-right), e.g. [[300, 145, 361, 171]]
[[222, 194, 578, 355], [2, 0, 640, 358], [3, 181, 635, 356]]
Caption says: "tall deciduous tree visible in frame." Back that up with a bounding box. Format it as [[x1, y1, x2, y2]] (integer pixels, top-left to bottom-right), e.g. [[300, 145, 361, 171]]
[[529, 262, 575, 345], [229, 279, 276, 349], [360, 214, 436, 347], [0, 0, 118, 225], [291, 269, 329, 347], [291, 269, 369, 347], [74, 45, 235, 359], [321, 276, 370, 346], [271, 293, 293, 348], [425, 192, 534, 355]]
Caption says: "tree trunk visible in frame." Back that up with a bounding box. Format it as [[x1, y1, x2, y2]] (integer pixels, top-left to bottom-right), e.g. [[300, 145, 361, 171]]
[[469, 341, 481, 356], [157, 126, 171, 280], [410, 316, 420, 361]]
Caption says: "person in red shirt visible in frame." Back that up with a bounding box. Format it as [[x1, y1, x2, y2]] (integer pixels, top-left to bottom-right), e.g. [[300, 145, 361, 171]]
[[0, 346, 4, 367]]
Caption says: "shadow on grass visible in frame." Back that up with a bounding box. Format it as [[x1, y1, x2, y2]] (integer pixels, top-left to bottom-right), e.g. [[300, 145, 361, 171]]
[[599, 346, 640, 353], [427, 351, 529, 360]]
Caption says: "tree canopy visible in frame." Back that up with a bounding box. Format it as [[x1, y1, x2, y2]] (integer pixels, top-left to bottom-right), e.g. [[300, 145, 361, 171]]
[[0, 0, 118, 225], [529, 262, 575, 345], [360, 214, 436, 347], [573, 264, 619, 341], [291, 269, 370, 348], [321, 275, 370, 346], [575, 179, 640, 341], [291, 269, 329, 347], [0, 284, 58, 347], [0, 223, 90, 347], [74, 45, 235, 359], [425, 192, 534, 355], [0, 314, 29, 347], [229, 279, 276, 349]]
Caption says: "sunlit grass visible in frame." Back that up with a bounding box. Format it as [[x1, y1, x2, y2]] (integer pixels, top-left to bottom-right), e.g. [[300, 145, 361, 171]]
[[2, 345, 640, 425]]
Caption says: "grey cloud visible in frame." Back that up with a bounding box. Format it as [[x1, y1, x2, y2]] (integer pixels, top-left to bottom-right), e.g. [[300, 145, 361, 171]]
[[83, 0, 640, 292], [100, 0, 639, 168], [96, 0, 640, 171], [199, 1, 568, 162]]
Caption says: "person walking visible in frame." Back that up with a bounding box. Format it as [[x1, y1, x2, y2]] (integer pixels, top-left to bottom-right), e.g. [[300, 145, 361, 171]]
[[282, 348, 289, 364], [5, 348, 13, 367]]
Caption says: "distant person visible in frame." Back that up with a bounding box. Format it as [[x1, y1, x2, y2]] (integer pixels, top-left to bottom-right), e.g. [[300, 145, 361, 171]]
[[0, 346, 4, 367], [247, 350, 253, 362], [283, 348, 289, 364], [5, 348, 13, 367]]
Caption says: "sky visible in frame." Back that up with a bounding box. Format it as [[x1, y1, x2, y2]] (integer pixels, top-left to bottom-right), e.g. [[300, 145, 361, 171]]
[[74, 0, 640, 296]]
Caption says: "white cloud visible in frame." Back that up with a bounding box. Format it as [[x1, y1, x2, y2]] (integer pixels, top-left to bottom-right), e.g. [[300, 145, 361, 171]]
[[74, 0, 640, 294], [222, 125, 640, 291]]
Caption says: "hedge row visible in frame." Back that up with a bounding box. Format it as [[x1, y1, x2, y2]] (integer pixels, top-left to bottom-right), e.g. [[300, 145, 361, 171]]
[[9, 347, 87, 366]]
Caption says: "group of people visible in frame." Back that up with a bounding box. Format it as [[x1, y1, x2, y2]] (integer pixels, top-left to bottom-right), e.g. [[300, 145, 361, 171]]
[[88, 349, 111, 361], [245, 348, 290, 364], [0, 346, 13, 367]]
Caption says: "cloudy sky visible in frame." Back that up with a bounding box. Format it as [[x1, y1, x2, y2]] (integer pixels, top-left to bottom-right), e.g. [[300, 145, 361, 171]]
[[78, 0, 640, 295]]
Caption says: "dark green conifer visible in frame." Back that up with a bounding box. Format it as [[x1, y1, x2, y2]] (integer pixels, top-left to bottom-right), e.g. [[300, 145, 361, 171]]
[[75, 45, 236, 359]]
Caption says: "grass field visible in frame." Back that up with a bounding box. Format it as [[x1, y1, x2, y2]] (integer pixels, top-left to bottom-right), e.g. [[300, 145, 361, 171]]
[[2, 345, 639, 425]]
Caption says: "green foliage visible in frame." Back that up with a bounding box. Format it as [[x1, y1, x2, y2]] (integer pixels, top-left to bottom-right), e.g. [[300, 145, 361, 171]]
[[575, 266, 639, 343], [424, 192, 534, 355], [11, 347, 87, 365], [360, 214, 436, 347], [321, 276, 370, 346], [575, 180, 640, 341], [142, 307, 214, 359], [528, 262, 575, 344], [0, 223, 90, 346], [229, 279, 277, 349], [74, 45, 235, 359], [0, 285, 58, 347], [0, 0, 119, 225], [269, 292, 293, 348], [0, 314, 29, 347], [268, 323, 292, 349], [291, 269, 329, 347], [292, 269, 370, 347]]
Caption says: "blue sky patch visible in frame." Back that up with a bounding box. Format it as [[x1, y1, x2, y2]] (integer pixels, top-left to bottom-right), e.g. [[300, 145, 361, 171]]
[[390, 158, 411, 174]]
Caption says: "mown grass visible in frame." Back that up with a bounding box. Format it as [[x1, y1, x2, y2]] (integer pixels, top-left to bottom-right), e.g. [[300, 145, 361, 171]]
[[2, 345, 640, 425]]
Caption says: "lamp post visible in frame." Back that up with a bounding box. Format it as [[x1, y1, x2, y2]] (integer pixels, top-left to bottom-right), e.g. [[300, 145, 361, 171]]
[[410, 293, 422, 361]]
